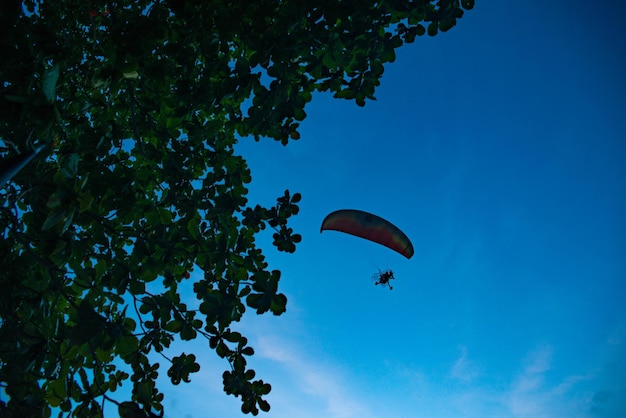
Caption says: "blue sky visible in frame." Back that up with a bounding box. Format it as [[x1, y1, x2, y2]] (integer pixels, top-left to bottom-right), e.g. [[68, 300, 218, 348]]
[[136, 1, 626, 417]]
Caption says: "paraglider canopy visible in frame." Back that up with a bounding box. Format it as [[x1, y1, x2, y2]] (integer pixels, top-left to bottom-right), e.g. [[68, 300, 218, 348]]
[[320, 209, 414, 259]]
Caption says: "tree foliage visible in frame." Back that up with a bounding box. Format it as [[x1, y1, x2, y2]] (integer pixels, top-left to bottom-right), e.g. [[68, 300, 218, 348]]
[[0, 0, 473, 416]]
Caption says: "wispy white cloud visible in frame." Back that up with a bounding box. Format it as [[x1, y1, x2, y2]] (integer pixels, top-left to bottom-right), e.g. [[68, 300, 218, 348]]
[[505, 345, 554, 417], [255, 334, 375, 418], [258, 322, 624, 418], [459, 344, 596, 418], [151, 310, 625, 418], [450, 346, 480, 383], [386, 344, 600, 418], [551, 374, 589, 397]]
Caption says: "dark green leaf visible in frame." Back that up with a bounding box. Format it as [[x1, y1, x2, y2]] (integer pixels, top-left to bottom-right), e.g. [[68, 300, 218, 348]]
[[42, 208, 66, 230], [42, 65, 60, 103]]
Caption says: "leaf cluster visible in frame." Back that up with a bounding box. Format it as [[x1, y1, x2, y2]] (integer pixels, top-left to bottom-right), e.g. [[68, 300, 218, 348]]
[[0, 0, 472, 416]]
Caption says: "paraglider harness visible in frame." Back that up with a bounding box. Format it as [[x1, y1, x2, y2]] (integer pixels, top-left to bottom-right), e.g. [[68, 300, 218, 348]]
[[373, 269, 395, 290]]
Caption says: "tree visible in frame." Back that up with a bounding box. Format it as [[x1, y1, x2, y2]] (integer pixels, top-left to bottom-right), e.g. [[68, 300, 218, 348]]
[[0, 0, 473, 416]]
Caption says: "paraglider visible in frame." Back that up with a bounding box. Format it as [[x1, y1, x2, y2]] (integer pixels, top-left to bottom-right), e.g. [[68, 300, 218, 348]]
[[320, 209, 413, 290], [320, 209, 414, 259]]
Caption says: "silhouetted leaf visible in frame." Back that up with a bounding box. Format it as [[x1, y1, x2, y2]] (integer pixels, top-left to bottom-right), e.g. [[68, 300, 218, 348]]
[[42, 65, 59, 103]]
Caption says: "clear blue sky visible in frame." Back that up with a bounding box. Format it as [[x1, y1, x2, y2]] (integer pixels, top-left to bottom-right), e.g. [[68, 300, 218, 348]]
[[148, 1, 626, 417]]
